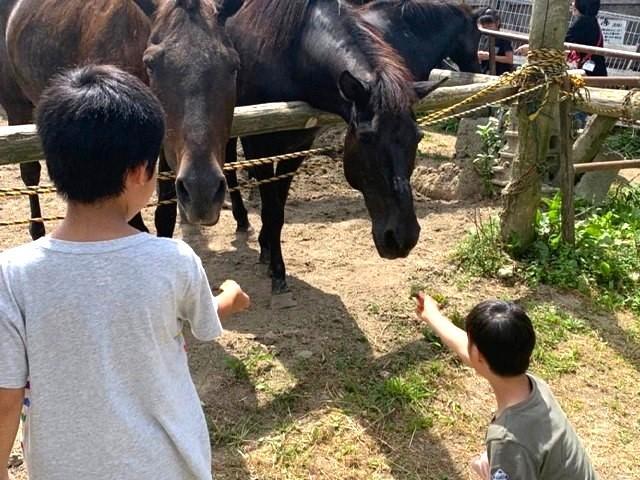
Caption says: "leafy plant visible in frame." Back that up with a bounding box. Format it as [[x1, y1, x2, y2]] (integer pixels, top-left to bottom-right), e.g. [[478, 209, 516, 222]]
[[605, 127, 640, 159], [456, 186, 640, 313], [474, 117, 505, 195], [525, 189, 640, 312], [454, 216, 511, 277], [432, 118, 460, 135]]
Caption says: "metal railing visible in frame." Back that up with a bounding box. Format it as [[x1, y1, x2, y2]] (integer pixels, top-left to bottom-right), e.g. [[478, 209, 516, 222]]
[[466, 0, 640, 75]]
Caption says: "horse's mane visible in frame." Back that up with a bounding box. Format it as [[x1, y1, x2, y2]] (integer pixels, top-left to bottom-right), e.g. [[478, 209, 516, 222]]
[[359, 0, 474, 29], [236, 0, 416, 112], [154, 0, 218, 29]]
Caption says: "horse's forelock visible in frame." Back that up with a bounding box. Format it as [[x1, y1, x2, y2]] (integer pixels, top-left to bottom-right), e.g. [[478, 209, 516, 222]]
[[155, 0, 218, 28], [353, 16, 416, 112], [176, 0, 200, 11]]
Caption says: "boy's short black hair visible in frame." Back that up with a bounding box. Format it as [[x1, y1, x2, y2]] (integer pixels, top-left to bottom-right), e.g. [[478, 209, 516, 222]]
[[575, 0, 600, 16], [36, 65, 165, 203], [465, 300, 536, 376], [478, 8, 500, 26]]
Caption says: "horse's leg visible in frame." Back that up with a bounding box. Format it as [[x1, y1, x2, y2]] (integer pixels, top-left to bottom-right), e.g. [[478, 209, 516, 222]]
[[6, 104, 45, 240], [241, 132, 314, 305], [224, 138, 252, 233], [128, 212, 149, 233], [155, 149, 177, 237]]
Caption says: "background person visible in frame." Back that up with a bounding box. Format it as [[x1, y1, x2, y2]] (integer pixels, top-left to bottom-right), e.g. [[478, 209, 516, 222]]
[[477, 9, 514, 76]]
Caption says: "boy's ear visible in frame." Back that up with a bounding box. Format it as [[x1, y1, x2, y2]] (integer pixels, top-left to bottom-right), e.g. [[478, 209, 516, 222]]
[[127, 164, 154, 186]]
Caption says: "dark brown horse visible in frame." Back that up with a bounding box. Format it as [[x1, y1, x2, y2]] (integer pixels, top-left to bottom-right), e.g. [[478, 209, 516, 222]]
[[224, 0, 443, 302], [0, 0, 241, 239], [358, 0, 482, 79]]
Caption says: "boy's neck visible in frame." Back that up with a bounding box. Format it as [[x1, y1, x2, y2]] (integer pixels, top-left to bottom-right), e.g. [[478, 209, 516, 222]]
[[487, 373, 532, 415], [51, 199, 140, 242]]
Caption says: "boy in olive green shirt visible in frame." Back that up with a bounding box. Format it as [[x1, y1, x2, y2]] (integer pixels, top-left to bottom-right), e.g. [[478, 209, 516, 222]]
[[415, 294, 597, 480]]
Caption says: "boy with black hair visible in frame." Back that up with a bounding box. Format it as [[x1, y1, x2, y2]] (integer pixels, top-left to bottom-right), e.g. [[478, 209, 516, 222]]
[[0, 65, 250, 480], [477, 9, 514, 76], [415, 293, 598, 480]]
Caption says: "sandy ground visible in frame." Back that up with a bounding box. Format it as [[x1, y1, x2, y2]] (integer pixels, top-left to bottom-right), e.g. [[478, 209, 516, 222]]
[[2, 128, 639, 479]]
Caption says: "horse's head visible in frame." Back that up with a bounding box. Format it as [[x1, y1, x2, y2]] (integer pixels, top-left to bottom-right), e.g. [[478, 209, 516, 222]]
[[447, 6, 483, 74], [338, 72, 443, 259], [137, 0, 242, 225]]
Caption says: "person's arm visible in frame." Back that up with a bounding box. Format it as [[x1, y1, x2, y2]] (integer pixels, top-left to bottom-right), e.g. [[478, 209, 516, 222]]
[[495, 40, 514, 66], [0, 388, 23, 480], [487, 439, 538, 479], [495, 51, 513, 65], [415, 293, 471, 366], [177, 246, 249, 341], [215, 280, 250, 320], [565, 16, 587, 44]]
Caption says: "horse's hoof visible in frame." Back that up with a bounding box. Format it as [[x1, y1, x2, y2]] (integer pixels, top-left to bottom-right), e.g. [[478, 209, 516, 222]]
[[258, 250, 270, 265], [236, 223, 254, 235], [29, 222, 45, 240], [270, 291, 297, 310], [222, 200, 232, 210]]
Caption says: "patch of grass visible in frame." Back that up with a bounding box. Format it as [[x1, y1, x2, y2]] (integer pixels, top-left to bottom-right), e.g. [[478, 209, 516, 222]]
[[605, 127, 640, 159], [525, 190, 640, 313], [455, 187, 640, 314], [373, 373, 433, 409], [431, 118, 460, 135], [454, 217, 512, 277], [224, 356, 249, 381], [528, 304, 587, 377]]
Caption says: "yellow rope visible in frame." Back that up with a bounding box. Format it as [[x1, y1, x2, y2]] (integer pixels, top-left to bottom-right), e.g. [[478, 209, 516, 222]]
[[157, 146, 339, 181], [418, 48, 587, 128]]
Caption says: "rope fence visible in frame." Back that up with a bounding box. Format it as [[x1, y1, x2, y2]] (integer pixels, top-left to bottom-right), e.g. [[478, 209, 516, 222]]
[[0, 48, 632, 229]]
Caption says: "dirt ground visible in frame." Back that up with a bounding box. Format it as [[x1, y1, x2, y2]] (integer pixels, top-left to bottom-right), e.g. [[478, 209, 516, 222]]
[[3, 128, 639, 479]]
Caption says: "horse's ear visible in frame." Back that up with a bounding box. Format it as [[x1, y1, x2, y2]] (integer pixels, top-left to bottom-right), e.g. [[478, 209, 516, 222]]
[[338, 71, 371, 108], [133, 0, 157, 17], [217, 0, 243, 24], [413, 78, 447, 100]]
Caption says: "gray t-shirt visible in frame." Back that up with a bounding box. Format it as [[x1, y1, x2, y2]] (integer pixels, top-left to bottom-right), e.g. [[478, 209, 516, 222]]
[[0, 233, 222, 480], [486, 374, 598, 480]]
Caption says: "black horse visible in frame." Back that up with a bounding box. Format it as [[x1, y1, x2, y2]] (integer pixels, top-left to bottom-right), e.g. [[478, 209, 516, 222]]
[[358, 0, 483, 80], [224, 0, 443, 303]]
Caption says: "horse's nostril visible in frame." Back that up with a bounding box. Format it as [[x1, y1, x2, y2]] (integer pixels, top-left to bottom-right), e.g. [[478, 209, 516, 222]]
[[384, 228, 400, 252], [212, 179, 226, 203], [176, 179, 190, 204]]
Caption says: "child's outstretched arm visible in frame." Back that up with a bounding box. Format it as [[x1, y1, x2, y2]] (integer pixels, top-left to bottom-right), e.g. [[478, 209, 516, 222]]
[[216, 280, 250, 320], [415, 292, 472, 367], [0, 388, 23, 480]]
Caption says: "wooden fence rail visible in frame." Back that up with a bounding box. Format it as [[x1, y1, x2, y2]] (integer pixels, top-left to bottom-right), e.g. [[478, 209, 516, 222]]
[[2, 74, 640, 167]]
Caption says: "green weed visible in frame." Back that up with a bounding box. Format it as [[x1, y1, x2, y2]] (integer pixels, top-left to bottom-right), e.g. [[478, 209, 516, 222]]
[[605, 127, 640, 159], [454, 217, 511, 277], [456, 186, 640, 314], [528, 304, 587, 377]]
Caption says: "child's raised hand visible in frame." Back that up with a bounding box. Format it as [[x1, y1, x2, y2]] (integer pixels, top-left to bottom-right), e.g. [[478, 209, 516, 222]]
[[219, 279, 250, 314], [414, 292, 442, 323]]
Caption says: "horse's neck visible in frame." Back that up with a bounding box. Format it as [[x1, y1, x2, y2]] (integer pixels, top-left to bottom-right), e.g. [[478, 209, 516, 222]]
[[371, 7, 467, 78], [296, 3, 377, 119]]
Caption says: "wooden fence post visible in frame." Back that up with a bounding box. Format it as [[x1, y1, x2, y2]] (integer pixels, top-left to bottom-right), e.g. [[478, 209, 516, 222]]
[[499, 0, 571, 250], [559, 93, 575, 245]]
